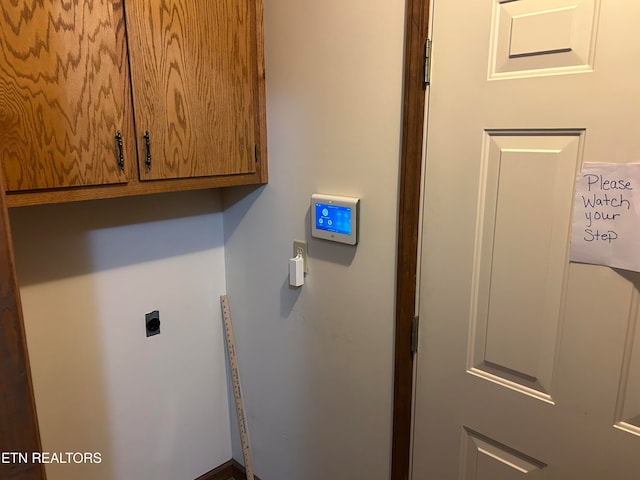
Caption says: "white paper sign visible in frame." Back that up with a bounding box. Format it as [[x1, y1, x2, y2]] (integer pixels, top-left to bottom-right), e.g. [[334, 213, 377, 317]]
[[570, 163, 640, 272]]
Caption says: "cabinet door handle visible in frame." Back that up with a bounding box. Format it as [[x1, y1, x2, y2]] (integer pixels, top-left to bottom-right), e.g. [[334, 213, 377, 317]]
[[143, 131, 152, 169], [115, 130, 125, 171]]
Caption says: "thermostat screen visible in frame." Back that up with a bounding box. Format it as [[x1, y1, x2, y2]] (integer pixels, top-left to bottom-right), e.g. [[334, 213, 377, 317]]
[[315, 203, 352, 235]]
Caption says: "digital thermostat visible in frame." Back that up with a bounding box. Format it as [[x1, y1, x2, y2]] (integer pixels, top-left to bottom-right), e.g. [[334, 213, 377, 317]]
[[311, 194, 360, 245]]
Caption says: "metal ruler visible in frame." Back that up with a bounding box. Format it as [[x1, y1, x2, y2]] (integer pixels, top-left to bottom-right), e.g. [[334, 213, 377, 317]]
[[220, 294, 254, 480]]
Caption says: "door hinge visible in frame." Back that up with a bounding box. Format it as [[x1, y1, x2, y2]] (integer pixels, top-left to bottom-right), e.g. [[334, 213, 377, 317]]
[[423, 38, 432, 88], [411, 315, 420, 354]]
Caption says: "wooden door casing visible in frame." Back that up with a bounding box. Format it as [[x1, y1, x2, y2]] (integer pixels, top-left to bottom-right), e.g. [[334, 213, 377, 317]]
[[0, 174, 45, 479], [390, 0, 431, 478]]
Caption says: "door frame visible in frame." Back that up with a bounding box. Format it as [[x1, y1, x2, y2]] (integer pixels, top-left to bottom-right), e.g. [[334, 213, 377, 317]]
[[0, 0, 430, 478], [0, 174, 45, 479], [391, 0, 431, 478]]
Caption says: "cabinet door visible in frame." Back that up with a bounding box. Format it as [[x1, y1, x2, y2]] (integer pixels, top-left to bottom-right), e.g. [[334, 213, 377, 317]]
[[126, 0, 258, 180], [0, 0, 132, 191]]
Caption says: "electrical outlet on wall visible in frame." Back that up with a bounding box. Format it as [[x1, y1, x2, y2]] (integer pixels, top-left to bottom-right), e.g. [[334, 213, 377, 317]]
[[146, 310, 160, 337], [293, 240, 308, 273]]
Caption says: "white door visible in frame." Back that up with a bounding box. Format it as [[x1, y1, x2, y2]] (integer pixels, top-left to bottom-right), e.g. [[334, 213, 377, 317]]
[[412, 1, 640, 478]]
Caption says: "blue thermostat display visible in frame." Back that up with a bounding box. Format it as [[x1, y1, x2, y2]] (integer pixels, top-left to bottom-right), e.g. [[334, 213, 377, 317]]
[[315, 203, 352, 235], [311, 194, 359, 245]]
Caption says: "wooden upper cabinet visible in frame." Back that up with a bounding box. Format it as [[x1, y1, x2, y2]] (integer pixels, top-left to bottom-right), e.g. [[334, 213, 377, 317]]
[[125, 0, 258, 180], [0, 0, 134, 191], [0, 0, 267, 206]]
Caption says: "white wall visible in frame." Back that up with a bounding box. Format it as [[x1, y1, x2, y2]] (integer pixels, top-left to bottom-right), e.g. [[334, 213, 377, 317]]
[[10, 191, 231, 480], [222, 1, 406, 478]]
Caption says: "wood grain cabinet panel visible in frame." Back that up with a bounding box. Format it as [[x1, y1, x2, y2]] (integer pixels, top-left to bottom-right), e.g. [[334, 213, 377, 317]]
[[0, 0, 133, 191], [0, 0, 267, 206], [126, 0, 258, 180]]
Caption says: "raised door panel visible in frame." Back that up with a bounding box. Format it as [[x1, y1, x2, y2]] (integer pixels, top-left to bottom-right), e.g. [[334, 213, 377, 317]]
[[469, 131, 582, 401], [488, 0, 599, 79], [462, 429, 546, 479], [0, 0, 131, 191], [126, 0, 257, 180]]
